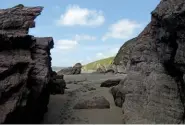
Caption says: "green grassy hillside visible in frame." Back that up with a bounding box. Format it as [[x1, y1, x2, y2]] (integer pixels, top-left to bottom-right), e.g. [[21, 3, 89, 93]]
[[82, 57, 114, 71]]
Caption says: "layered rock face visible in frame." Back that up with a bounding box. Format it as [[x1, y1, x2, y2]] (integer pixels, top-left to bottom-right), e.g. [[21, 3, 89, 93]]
[[114, 0, 185, 123], [0, 5, 53, 123]]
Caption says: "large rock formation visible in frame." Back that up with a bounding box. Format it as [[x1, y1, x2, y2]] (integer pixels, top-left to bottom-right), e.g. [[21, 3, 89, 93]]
[[57, 63, 82, 75], [113, 0, 185, 123], [0, 5, 53, 123], [112, 38, 137, 74]]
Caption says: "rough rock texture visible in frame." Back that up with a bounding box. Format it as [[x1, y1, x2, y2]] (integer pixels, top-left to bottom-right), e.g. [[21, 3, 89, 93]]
[[0, 4, 43, 35], [100, 79, 121, 88], [73, 63, 82, 74], [57, 63, 82, 75], [114, 0, 185, 123], [73, 96, 110, 109], [0, 5, 53, 123], [50, 73, 66, 94], [113, 38, 137, 74], [110, 86, 125, 108]]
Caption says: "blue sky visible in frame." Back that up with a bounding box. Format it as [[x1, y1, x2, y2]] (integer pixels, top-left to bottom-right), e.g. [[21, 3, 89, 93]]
[[1, 0, 160, 67]]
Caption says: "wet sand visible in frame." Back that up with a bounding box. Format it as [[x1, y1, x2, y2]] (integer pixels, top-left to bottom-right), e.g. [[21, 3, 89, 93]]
[[42, 73, 126, 124]]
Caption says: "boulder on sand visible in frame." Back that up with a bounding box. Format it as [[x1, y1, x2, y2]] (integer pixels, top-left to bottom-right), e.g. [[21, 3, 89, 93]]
[[72, 63, 82, 74], [100, 79, 122, 87], [73, 96, 110, 109], [57, 63, 82, 75]]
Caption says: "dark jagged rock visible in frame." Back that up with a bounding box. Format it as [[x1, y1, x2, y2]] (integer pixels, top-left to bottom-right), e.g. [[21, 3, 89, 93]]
[[113, 0, 185, 123], [49, 73, 66, 95], [51, 71, 57, 77], [50, 79, 66, 94], [0, 5, 53, 124], [57, 63, 82, 75], [72, 63, 82, 74], [0, 5, 43, 35]]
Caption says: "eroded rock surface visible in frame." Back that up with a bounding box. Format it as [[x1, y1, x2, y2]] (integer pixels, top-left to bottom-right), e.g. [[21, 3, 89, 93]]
[[50, 73, 66, 94], [0, 5, 53, 123], [110, 86, 125, 108], [112, 38, 137, 74], [113, 0, 185, 123]]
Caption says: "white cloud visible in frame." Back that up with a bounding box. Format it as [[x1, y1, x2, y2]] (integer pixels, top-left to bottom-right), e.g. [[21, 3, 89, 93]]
[[57, 5, 105, 26], [102, 19, 141, 41], [55, 39, 78, 50], [74, 34, 96, 41], [53, 34, 96, 50]]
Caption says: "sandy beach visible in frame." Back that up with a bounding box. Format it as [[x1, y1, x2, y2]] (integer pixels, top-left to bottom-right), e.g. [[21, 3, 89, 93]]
[[42, 73, 126, 124]]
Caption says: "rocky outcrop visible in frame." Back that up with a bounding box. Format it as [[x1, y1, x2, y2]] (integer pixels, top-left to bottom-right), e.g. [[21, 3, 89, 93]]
[[102, 38, 136, 74], [110, 86, 125, 108], [57, 63, 82, 75], [50, 73, 66, 94], [0, 5, 53, 123], [112, 38, 137, 74], [113, 0, 185, 123]]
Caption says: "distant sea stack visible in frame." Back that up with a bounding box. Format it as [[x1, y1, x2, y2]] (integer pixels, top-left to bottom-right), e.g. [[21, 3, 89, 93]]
[[57, 63, 82, 75], [0, 5, 54, 123], [112, 0, 185, 123]]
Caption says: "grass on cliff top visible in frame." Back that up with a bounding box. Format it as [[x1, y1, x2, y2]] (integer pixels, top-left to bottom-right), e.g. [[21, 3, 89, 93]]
[[82, 57, 115, 71]]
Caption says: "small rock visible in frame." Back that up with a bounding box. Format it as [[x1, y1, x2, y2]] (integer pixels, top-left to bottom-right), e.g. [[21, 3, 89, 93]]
[[57, 63, 82, 75], [73, 96, 110, 109], [88, 87, 96, 91], [100, 79, 122, 87]]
